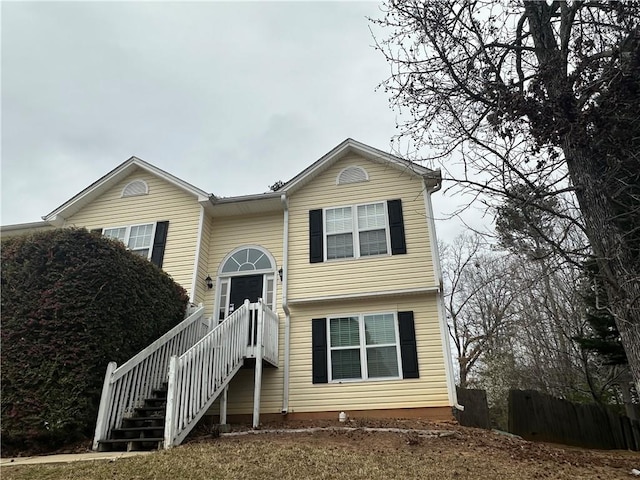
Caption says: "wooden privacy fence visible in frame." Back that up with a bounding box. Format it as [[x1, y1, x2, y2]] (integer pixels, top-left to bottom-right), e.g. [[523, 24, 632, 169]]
[[454, 387, 491, 429], [508, 389, 640, 451]]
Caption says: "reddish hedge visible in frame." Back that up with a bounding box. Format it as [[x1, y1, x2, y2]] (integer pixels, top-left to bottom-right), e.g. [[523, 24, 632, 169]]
[[1, 228, 189, 453]]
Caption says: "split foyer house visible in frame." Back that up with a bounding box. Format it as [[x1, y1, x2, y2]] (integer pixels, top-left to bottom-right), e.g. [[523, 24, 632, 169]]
[[2, 138, 460, 450]]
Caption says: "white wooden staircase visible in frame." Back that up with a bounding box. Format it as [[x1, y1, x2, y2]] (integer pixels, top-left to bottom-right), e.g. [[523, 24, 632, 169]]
[[93, 299, 278, 451]]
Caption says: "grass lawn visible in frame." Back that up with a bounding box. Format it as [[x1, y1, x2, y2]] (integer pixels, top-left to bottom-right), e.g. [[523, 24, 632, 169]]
[[2, 427, 639, 479]]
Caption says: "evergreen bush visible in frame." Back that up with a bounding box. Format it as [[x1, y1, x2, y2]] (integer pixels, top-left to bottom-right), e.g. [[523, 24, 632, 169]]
[[1, 228, 189, 453]]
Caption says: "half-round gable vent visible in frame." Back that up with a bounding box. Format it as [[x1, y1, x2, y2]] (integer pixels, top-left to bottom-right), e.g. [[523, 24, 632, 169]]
[[122, 180, 149, 197], [337, 166, 368, 185]]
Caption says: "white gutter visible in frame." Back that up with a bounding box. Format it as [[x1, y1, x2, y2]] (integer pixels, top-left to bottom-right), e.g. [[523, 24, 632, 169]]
[[280, 193, 291, 414], [422, 173, 464, 412]]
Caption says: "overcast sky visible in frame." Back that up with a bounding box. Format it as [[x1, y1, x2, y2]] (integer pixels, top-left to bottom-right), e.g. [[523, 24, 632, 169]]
[[1, 1, 489, 241]]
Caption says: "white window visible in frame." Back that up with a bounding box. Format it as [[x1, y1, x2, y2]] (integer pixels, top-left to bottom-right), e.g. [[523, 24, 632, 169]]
[[103, 223, 155, 259], [328, 312, 401, 382], [324, 202, 389, 260]]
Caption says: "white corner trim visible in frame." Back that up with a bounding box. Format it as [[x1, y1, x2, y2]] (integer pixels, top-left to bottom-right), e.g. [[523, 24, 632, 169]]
[[189, 205, 206, 302], [423, 179, 459, 409], [287, 286, 440, 305]]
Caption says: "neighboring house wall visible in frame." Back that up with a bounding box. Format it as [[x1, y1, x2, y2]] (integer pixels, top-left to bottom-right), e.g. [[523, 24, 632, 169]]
[[64, 168, 202, 298], [287, 154, 437, 302], [0, 223, 55, 239]]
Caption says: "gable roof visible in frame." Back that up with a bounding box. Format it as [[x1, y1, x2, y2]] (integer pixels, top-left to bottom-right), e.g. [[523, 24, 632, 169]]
[[43, 156, 210, 226], [205, 138, 441, 216], [35, 139, 440, 225], [277, 138, 439, 194]]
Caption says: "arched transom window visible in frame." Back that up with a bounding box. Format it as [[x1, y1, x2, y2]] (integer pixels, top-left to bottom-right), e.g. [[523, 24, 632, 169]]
[[221, 247, 273, 273]]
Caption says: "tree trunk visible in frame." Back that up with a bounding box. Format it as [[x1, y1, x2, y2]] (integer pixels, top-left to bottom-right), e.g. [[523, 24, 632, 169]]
[[459, 357, 468, 389], [563, 143, 640, 394]]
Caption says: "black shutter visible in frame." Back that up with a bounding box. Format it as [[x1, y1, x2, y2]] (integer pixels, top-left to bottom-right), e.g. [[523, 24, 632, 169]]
[[398, 311, 419, 378], [150, 221, 169, 268], [387, 199, 407, 255], [309, 209, 324, 263], [90, 228, 103, 234], [312, 318, 328, 384]]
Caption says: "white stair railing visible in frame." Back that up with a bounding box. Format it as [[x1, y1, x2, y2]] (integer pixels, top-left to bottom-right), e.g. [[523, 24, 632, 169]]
[[164, 300, 251, 447], [92, 305, 208, 450], [260, 301, 279, 367]]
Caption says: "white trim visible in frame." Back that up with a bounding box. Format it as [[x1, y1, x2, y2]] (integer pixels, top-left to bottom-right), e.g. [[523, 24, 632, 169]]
[[213, 277, 230, 324], [218, 245, 276, 276], [43, 156, 209, 224], [216, 245, 278, 320], [189, 205, 206, 303], [280, 194, 291, 414], [323, 200, 391, 261], [423, 179, 459, 409], [288, 286, 439, 305], [326, 311, 402, 383], [1, 221, 52, 231], [102, 222, 156, 260], [281, 138, 434, 194]]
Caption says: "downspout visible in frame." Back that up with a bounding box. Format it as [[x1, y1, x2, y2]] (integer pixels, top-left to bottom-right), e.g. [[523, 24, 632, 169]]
[[423, 172, 464, 413], [280, 193, 291, 414]]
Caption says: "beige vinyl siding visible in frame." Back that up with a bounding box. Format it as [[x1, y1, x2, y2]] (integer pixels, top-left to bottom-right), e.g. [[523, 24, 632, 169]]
[[205, 211, 285, 414], [205, 212, 284, 316], [212, 294, 448, 417], [288, 294, 449, 412], [287, 154, 437, 301], [192, 213, 213, 306], [64, 168, 202, 297]]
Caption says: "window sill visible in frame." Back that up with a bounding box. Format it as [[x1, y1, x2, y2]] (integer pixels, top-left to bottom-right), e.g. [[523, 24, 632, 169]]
[[324, 253, 391, 263], [327, 376, 402, 384]]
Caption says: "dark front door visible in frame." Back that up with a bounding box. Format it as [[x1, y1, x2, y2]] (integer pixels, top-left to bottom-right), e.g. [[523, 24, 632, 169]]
[[229, 274, 263, 314], [229, 274, 263, 346]]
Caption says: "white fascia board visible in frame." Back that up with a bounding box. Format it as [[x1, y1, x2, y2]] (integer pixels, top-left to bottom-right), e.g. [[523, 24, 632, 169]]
[[280, 138, 435, 195], [43, 157, 210, 222], [134, 158, 209, 201], [1, 221, 53, 231]]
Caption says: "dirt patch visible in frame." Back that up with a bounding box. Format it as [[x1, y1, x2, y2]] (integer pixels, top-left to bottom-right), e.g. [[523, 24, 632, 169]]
[[186, 418, 640, 478], [4, 419, 638, 479]]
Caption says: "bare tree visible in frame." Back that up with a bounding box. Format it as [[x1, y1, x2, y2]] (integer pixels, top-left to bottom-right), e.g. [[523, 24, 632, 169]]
[[443, 233, 624, 427], [373, 1, 640, 390], [443, 234, 518, 388]]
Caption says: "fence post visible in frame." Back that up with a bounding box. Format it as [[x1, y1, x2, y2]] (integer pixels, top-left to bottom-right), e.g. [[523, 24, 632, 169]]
[[164, 356, 178, 449], [220, 386, 228, 425], [92, 361, 117, 451]]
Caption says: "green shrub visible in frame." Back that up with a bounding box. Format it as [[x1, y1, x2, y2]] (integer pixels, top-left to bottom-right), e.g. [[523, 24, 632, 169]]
[[1, 228, 189, 453]]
